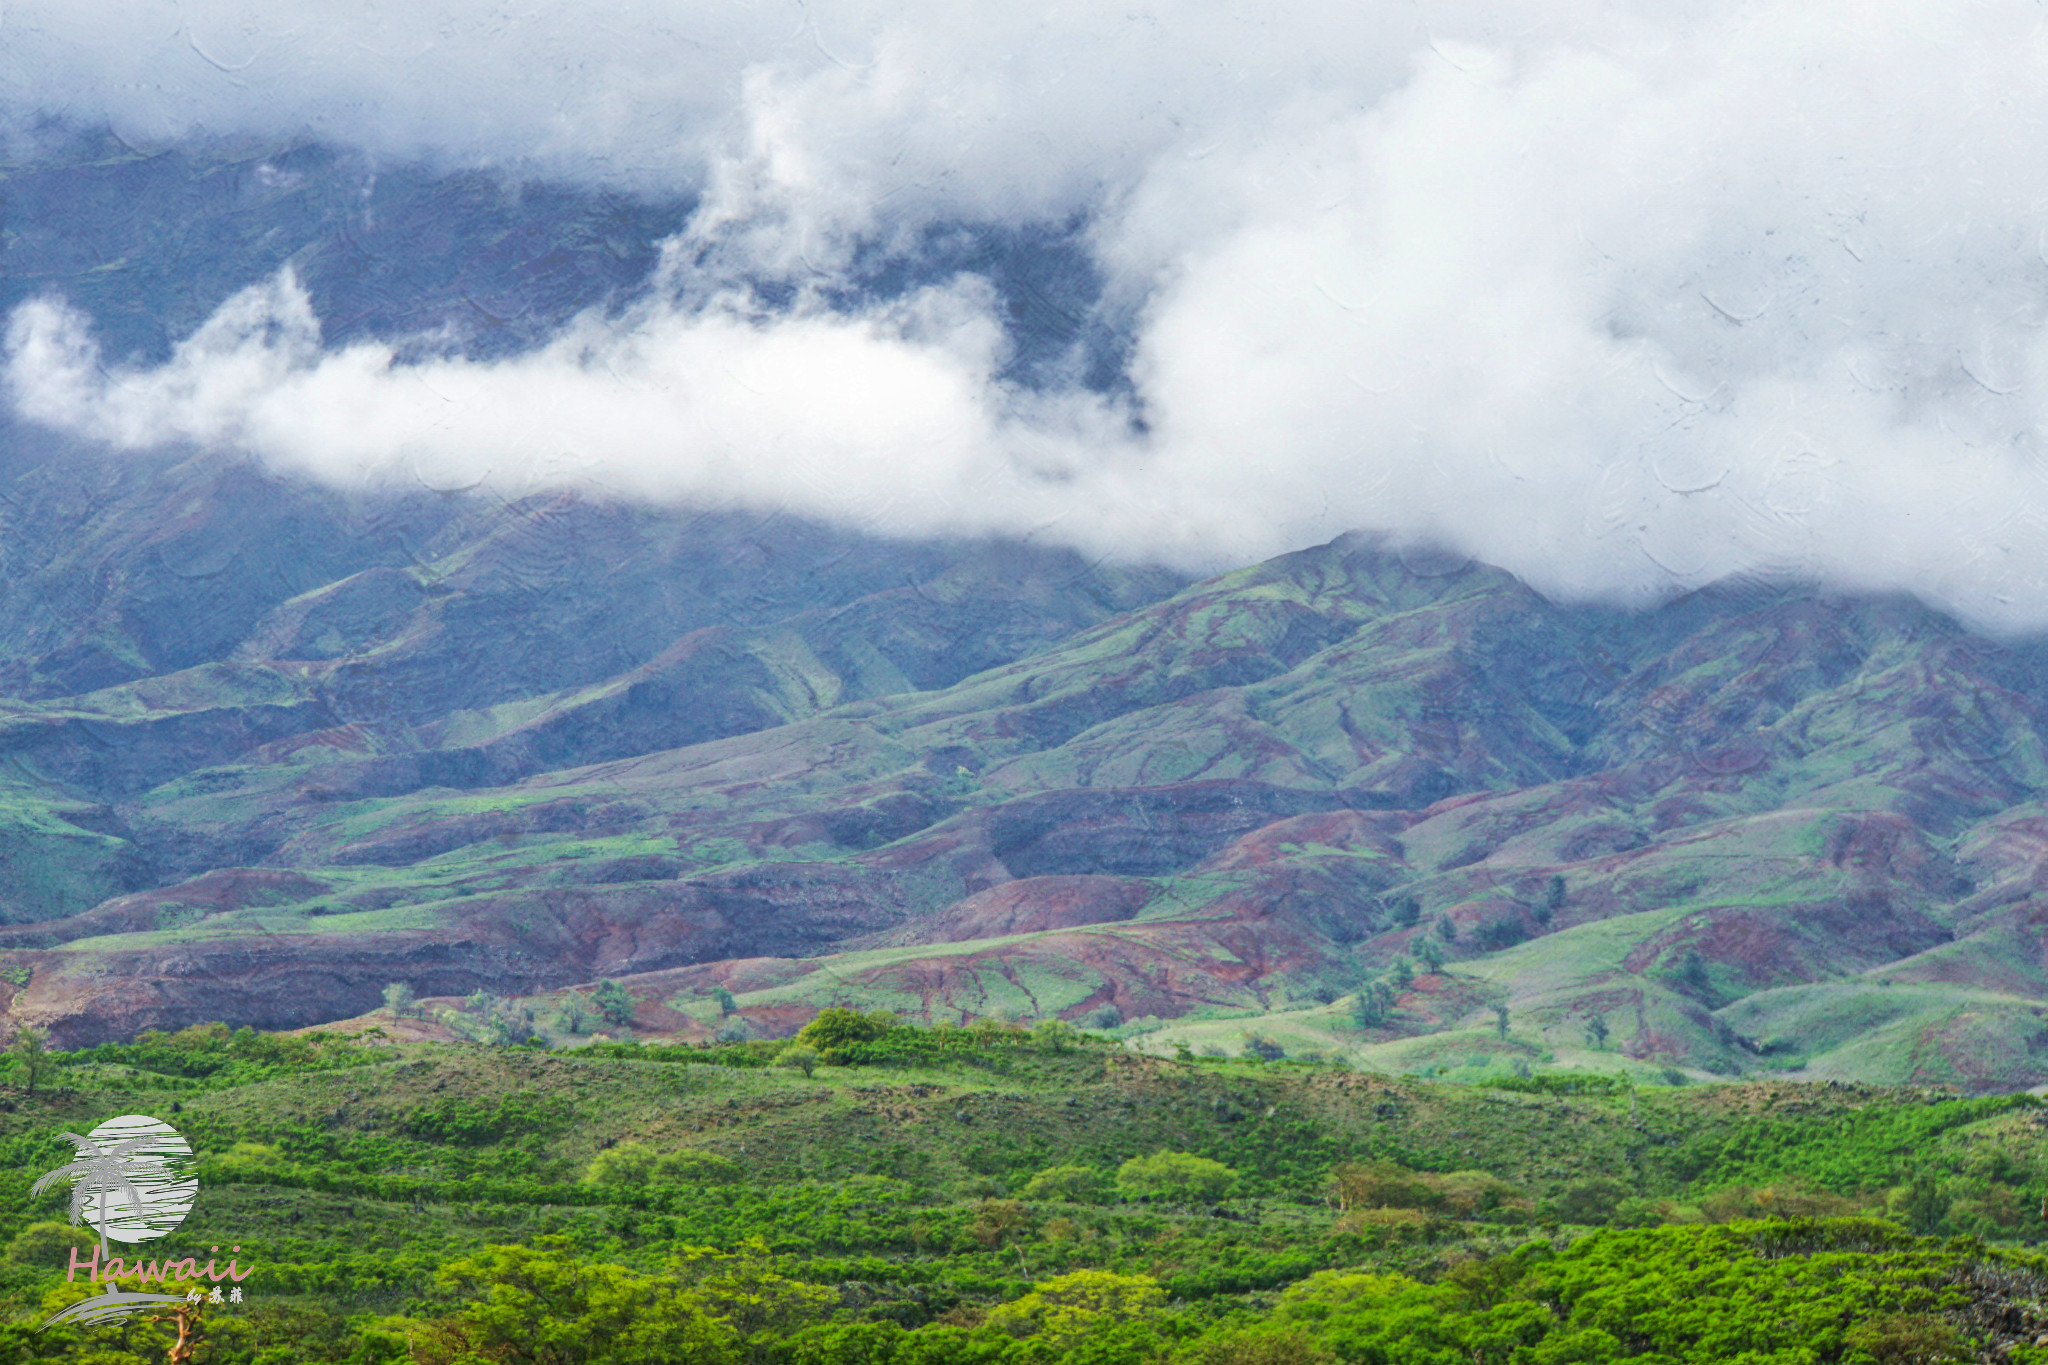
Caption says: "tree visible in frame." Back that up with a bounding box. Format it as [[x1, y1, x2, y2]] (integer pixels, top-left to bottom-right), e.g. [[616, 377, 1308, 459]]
[[411, 1239, 737, 1364], [144, 1296, 206, 1364], [1415, 938, 1447, 973], [1351, 982, 1395, 1028], [593, 980, 635, 1029], [1670, 948, 1710, 996], [1116, 1151, 1237, 1203], [1020, 1165, 1105, 1203], [1434, 914, 1458, 943], [1329, 1161, 1441, 1213], [1181, 1327, 1338, 1365], [984, 1270, 1166, 1345], [382, 982, 416, 1018], [1491, 1001, 1511, 1039], [12, 1026, 50, 1096], [654, 1151, 742, 1185], [1844, 1313, 1966, 1365], [1389, 957, 1415, 989], [1244, 1032, 1286, 1061], [559, 994, 590, 1035], [774, 1043, 819, 1078], [1893, 1174, 1950, 1234], [795, 1007, 885, 1052], [711, 986, 737, 1017], [582, 1142, 659, 1187], [969, 1198, 1031, 1248], [486, 1005, 536, 1047], [4, 1222, 95, 1266], [1555, 1176, 1628, 1224], [684, 1240, 836, 1345], [1584, 1012, 1611, 1050], [1032, 1018, 1078, 1052]]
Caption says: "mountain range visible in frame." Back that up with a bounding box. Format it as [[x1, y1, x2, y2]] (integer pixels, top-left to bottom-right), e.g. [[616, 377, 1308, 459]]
[[5, 132, 2048, 1092]]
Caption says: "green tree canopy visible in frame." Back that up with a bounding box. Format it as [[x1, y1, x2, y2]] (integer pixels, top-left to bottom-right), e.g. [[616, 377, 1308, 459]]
[[1020, 1165, 1106, 1204], [1117, 1151, 1237, 1203], [593, 980, 636, 1029], [795, 1007, 888, 1052]]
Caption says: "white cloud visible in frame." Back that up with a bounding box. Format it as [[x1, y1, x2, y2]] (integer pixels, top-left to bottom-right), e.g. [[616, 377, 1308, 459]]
[[14, 1, 2048, 628]]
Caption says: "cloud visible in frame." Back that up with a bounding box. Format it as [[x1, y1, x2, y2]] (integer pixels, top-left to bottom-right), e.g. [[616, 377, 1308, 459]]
[[13, 1, 2048, 629]]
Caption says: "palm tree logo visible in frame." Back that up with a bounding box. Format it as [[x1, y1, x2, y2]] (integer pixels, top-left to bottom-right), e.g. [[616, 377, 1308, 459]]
[[32, 1116, 197, 1255]]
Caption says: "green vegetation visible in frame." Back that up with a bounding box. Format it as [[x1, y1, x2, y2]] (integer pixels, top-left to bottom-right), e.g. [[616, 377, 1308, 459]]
[[0, 1021, 2037, 1360]]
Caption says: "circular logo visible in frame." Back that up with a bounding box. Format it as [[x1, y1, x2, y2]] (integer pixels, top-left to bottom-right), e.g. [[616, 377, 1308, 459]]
[[34, 1115, 199, 1246]]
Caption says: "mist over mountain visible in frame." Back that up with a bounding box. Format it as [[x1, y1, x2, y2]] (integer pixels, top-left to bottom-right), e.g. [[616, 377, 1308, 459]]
[[1, 382, 2047, 1091], [5, 26, 2048, 1095], [13, 4, 2048, 623]]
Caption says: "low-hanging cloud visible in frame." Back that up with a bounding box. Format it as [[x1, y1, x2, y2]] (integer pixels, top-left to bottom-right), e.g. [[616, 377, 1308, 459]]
[[12, 1, 2048, 629]]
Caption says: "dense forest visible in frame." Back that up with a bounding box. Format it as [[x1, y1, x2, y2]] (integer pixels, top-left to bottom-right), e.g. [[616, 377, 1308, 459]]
[[0, 1018, 2042, 1362]]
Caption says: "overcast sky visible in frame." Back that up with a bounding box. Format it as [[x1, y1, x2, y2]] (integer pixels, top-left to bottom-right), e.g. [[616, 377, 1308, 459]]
[[9, 1, 2048, 629]]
